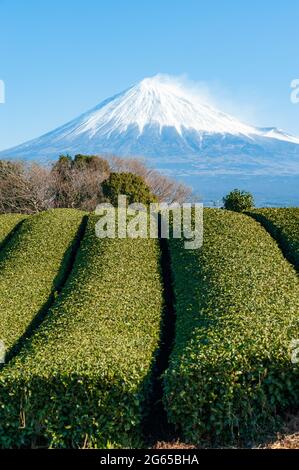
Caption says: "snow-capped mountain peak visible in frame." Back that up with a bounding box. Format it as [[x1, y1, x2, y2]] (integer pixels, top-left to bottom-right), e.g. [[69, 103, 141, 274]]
[[1, 74, 299, 174], [1, 74, 299, 207], [70, 75, 258, 138]]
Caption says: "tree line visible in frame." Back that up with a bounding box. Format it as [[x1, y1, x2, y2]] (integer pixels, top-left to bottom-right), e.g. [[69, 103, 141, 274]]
[[0, 154, 193, 214]]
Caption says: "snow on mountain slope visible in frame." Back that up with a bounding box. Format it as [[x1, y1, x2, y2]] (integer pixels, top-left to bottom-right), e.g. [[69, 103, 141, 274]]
[[257, 127, 299, 144], [1, 74, 299, 160], [66, 76, 257, 138], [1, 75, 299, 206]]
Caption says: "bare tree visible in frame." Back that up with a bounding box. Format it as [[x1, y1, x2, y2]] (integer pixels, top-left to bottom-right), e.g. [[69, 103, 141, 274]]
[[50, 155, 110, 211], [108, 156, 193, 203], [0, 161, 53, 214], [0, 154, 195, 214]]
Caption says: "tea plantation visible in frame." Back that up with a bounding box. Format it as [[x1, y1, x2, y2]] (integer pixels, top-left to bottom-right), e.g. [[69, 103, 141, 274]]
[[0, 215, 163, 448], [164, 209, 299, 444], [247, 208, 299, 270], [0, 209, 85, 356], [0, 208, 298, 448], [0, 214, 27, 246]]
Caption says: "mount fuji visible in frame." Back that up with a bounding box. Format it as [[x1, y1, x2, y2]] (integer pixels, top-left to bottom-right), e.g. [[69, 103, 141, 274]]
[[1, 75, 299, 206]]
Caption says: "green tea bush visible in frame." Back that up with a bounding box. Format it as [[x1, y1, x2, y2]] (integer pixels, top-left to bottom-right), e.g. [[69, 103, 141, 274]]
[[223, 189, 254, 212], [247, 208, 299, 270], [0, 214, 26, 246], [0, 216, 163, 448], [164, 209, 299, 445], [102, 172, 157, 206], [0, 209, 85, 355]]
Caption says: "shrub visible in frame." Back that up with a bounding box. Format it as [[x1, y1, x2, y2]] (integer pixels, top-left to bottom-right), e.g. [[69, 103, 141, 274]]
[[53, 154, 110, 174], [223, 189, 254, 212], [109, 156, 192, 204], [0, 209, 85, 355], [0, 214, 26, 246], [247, 208, 299, 270], [0, 216, 163, 448], [102, 172, 157, 206], [52, 155, 73, 174], [164, 209, 299, 445], [73, 154, 110, 173]]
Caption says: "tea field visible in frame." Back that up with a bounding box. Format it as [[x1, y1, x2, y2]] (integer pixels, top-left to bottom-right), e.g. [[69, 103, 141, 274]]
[[0, 208, 298, 448]]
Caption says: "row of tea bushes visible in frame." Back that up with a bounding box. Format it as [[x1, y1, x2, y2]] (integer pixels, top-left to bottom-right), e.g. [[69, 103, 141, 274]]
[[164, 209, 299, 444], [0, 216, 163, 448], [0, 209, 85, 355], [0, 214, 26, 246], [247, 208, 299, 270]]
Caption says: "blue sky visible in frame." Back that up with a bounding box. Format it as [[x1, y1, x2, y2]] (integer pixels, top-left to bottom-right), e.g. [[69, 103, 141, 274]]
[[0, 0, 299, 150]]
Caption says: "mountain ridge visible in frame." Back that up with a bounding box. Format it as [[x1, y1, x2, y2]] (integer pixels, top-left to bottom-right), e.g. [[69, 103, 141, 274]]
[[1, 74, 299, 161], [1, 75, 299, 206]]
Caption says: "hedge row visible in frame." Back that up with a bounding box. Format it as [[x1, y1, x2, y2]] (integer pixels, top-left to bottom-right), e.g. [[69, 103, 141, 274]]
[[0, 215, 163, 448], [247, 208, 299, 270], [0, 209, 85, 355], [164, 209, 299, 445], [0, 214, 26, 247]]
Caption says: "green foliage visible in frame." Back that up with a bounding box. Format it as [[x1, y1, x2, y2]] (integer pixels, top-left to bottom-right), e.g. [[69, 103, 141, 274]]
[[247, 208, 299, 270], [0, 214, 26, 246], [164, 209, 299, 445], [102, 172, 157, 206], [0, 209, 84, 354], [73, 154, 110, 173], [52, 155, 73, 179], [57, 154, 73, 167], [54, 154, 110, 174], [0, 216, 163, 448], [223, 189, 254, 212]]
